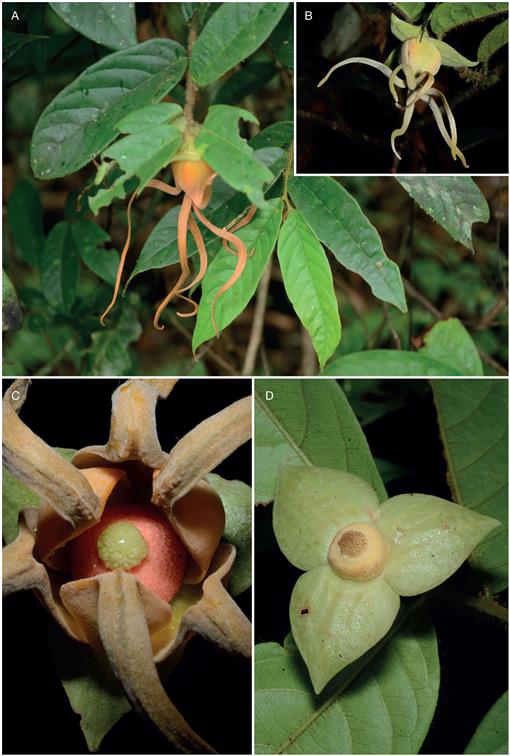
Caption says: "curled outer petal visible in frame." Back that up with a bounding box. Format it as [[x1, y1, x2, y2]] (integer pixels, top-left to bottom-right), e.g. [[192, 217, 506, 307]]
[[152, 396, 251, 582], [3, 380, 100, 530], [73, 379, 177, 470], [97, 570, 216, 753]]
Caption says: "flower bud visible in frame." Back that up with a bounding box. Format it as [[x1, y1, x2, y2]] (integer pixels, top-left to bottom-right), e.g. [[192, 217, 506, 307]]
[[172, 159, 216, 209], [400, 37, 441, 76]]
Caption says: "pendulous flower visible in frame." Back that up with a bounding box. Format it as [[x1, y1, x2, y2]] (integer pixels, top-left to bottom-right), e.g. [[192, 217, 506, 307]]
[[318, 14, 478, 167], [273, 465, 499, 694], [3, 378, 252, 752]]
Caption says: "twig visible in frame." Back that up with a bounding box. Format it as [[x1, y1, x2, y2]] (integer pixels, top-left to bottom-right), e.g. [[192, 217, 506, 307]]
[[184, 17, 198, 128], [478, 349, 508, 376], [382, 302, 402, 349], [300, 328, 318, 375], [167, 312, 239, 375], [477, 297, 508, 331], [403, 277, 443, 319], [242, 260, 273, 375]]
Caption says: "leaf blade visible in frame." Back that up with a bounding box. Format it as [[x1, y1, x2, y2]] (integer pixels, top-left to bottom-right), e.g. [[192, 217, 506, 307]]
[[49, 2, 137, 50], [431, 379, 508, 592], [190, 2, 288, 86], [289, 176, 407, 312], [396, 176, 490, 252], [31, 39, 187, 179]]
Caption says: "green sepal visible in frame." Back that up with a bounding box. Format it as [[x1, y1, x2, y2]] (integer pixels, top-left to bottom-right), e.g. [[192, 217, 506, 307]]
[[290, 566, 400, 693], [378, 493, 500, 596], [273, 465, 380, 571]]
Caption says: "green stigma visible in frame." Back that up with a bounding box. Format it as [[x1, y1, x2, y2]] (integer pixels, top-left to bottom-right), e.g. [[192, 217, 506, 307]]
[[97, 521, 148, 570]]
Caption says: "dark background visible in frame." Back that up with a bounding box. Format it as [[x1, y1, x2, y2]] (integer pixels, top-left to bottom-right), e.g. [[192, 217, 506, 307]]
[[296, 3, 509, 174], [3, 378, 252, 755], [255, 378, 508, 754]]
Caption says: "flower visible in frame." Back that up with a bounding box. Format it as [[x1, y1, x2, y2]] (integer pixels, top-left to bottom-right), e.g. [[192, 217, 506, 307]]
[[317, 15, 478, 168], [3, 379, 252, 752], [100, 146, 256, 336], [273, 465, 499, 694]]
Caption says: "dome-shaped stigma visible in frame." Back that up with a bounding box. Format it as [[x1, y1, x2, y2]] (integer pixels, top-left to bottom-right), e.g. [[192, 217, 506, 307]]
[[327, 522, 388, 581]]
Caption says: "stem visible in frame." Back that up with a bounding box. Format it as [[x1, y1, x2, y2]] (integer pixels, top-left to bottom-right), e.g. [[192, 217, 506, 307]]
[[242, 259, 273, 375], [282, 144, 294, 214], [184, 17, 198, 128]]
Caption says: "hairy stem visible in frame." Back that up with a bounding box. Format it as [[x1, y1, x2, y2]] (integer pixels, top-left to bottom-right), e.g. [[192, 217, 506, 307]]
[[184, 16, 198, 128]]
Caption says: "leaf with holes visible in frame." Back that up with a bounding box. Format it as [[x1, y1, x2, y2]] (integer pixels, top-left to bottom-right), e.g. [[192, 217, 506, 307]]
[[431, 379, 507, 592], [396, 177, 490, 252], [278, 210, 341, 369], [289, 176, 407, 313], [71, 220, 120, 286], [196, 105, 273, 207], [31, 39, 187, 180]]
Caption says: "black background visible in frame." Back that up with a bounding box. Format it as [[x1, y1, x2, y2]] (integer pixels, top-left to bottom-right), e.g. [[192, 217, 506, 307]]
[[3, 378, 252, 755], [296, 3, 509, 174]]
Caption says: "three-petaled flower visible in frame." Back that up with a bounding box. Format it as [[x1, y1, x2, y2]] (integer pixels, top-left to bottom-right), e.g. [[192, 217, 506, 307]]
[[273, 465, 499, 694], [3, 379, 252, 752]]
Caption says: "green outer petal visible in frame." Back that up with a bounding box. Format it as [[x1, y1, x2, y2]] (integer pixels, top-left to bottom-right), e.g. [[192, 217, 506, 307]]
[[273, 465, 380, 571], [290, 566, 400, 694], [379, 494, 500, 596]]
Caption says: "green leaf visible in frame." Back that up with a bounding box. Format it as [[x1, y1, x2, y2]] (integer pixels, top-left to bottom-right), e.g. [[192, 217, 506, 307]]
[[3, 271, 22, 331], [71, 220, 120, 286], [379, 493, 500, 596], [396, 177, 490, 252], [419, 318, 483, 376], [277, 210, 341, 369], [7, 180, 45, 266], [87, 295, 142, 375], [254, 379, 386, 504], [99, 122, 182, 196], [465, 691, 508, 754], [267, 4, 293, 69], [430, 3, 508, 38], [249, 120, 293, 150], [2, 466, 39, 544], [255, 613, 439, 754], [49, 624, 130, 752], [192, 198, 283, 350], [289, 176, 407, 313], [214, 61, 277, 105], [190, 2, 288, 86], [323, 350, 462, 376], [49, 2, 137, 50], [478, 18, 508, 62], [431, 380, 508, 592], [274, 465, 380, 571], [181, 3, 211, 24], [3, 30, 48, 62], [392, 3, 426, 23], [196, 105, 273, 207], [40, 222, 79, 314], [31, 39, 187, 180], [115, 102, 183, 132], [207, 473, 251, 595]]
